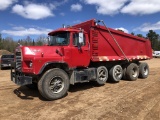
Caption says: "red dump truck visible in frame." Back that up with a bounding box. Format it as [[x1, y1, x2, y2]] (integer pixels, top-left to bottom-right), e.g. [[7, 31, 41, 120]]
[[11, 19, 152, 100]]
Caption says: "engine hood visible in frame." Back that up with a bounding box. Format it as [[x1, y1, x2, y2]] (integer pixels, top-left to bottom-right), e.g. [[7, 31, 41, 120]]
[[20, 46, 64, 58]]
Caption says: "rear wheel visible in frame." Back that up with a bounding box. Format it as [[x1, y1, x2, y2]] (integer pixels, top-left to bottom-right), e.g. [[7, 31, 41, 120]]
[[126, 63, 139, 81], [96, 66, 108, 85], [38, 68, 70, 100], [122, 67, 127, 80], [139, 62, 149, 79], [109, 65, 123, 82]]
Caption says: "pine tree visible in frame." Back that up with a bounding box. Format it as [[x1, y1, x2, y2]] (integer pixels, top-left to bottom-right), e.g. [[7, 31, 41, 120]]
[[146, 30, 159, 50]]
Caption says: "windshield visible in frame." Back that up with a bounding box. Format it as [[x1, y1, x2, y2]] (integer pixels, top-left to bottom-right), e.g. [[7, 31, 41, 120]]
[[48, 32, 70, 46]]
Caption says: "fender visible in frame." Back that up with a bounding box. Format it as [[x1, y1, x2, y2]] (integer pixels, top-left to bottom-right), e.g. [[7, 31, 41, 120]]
[[38, 61, 69, 75]]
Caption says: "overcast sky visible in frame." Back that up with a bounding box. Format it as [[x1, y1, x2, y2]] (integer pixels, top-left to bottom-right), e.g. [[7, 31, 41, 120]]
[[0, 0, 160, 40]]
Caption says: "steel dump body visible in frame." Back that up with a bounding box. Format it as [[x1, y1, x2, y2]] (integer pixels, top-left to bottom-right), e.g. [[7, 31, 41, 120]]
[[73, 19, 152, 62]]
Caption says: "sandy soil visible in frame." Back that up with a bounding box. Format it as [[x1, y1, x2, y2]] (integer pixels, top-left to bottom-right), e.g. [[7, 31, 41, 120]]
[[0, 58, 160, 120]]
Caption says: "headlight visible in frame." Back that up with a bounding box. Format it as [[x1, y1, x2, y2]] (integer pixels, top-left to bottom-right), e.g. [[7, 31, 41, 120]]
[[29, 61, 33, 68]]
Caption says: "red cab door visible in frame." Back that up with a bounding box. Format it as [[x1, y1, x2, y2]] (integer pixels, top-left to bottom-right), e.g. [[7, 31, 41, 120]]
[[70, 32, 90, 67]]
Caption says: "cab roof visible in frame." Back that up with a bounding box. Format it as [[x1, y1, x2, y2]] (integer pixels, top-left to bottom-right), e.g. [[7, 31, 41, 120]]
[[48, 27, 85, 35]]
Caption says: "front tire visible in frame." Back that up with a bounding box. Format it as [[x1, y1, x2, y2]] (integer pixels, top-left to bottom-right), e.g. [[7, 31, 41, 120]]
[[38, 68, 70, 100], [96, 66, 108, 85]]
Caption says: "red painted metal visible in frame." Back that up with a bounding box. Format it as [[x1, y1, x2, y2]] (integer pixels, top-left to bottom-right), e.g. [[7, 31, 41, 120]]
[[73, 19, 152, 62], [20, 19, 152, 74]]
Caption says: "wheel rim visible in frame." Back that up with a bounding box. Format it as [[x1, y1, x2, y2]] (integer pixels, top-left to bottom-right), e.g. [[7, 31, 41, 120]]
[[132, 68, 138, 77], [98, 68, 107, 81], [49, 76, 64, 94], [143, 66, 148, 75], [114, 67, 122, 79]]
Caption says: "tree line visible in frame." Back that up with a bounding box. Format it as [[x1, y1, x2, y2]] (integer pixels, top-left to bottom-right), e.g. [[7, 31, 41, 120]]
[[131, 30, 160, 51], [0, 34, 46, 53], [0, 29, 160, 53]]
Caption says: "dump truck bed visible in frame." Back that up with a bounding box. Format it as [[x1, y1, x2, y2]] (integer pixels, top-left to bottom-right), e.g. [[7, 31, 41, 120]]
[[73, 19, 152, 62]]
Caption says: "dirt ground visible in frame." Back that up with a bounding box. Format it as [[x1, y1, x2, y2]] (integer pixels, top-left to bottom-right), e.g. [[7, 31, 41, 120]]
[[0, 58, 160, 120]]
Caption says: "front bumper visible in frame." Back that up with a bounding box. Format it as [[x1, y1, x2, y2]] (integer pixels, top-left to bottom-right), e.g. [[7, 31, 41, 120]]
[[11, 62, 32, 86]]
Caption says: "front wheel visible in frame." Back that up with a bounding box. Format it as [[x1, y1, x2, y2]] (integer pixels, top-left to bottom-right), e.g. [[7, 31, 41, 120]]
[[96, 66, 108, 85], [38, 68, 70, 100]]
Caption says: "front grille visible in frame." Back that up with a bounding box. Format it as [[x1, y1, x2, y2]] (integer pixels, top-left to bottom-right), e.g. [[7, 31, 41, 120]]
[[15, 52, 22, 70]]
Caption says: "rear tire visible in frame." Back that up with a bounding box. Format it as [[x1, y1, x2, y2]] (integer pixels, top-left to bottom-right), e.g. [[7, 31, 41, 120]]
[[109, 65, 123, 82], [126, 63, 139, 81], [139, 62, 149, 79], [122, 67, 127, 80], [96, 66, 108, 85], [38, 68, 70, 100]]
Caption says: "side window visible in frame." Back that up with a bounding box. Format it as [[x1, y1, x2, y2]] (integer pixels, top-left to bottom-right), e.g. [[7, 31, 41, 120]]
[[73, 33, 85, 46], [73, 33, 79, 46]]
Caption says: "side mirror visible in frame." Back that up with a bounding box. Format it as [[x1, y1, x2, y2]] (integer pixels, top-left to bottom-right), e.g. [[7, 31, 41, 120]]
[[77, 42, 82, 50], [79, 32, 84, 44]]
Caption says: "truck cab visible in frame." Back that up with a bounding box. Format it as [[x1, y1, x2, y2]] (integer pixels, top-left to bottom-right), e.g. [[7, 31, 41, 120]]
[[11, 27, 95, 100], [47, 28, 90, 68]]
